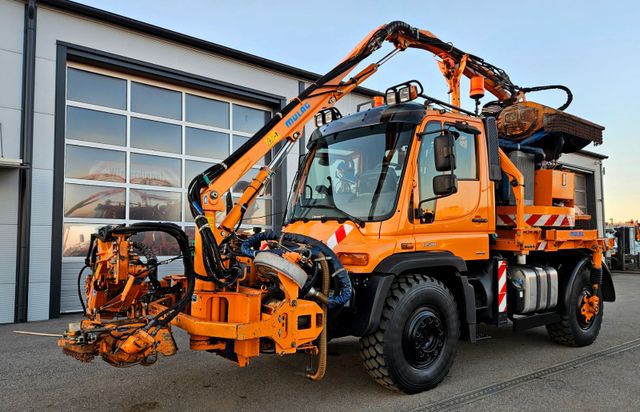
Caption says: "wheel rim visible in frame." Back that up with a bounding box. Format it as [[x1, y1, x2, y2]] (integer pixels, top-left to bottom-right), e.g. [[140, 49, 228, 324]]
[[576, 287, 596, 330], [402, 306, 446, 368]]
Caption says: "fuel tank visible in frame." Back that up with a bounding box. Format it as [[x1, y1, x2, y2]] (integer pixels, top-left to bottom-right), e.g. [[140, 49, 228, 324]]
[[507, 265, 558, 314]]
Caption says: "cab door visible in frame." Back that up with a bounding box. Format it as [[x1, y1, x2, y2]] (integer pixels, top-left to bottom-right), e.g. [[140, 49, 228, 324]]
[[412, 119, 491, 260]]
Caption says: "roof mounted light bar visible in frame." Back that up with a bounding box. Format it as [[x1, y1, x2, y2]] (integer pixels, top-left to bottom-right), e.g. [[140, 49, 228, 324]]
[[314, 107, 343, 128], [385, 80, 423, 105]]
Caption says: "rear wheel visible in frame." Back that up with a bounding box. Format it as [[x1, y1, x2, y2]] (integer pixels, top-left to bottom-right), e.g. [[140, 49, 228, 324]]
[[546, 264, 603, 347], [360, 274, 459, 393]]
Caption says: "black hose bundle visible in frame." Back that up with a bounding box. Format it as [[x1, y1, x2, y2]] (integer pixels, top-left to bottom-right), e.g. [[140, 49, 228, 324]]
[[240, 231, 352, 310]]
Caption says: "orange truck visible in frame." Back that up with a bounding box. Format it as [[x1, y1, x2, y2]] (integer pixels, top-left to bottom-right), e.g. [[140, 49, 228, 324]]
[[59, 21, 615, 393]]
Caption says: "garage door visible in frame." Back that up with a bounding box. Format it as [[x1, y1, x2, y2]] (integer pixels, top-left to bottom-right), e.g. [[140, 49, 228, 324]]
[[60, 63, 273, 312]]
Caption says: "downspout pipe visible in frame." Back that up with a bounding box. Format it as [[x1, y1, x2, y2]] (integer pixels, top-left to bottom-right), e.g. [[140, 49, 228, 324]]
[[15, 0, 37, 322]]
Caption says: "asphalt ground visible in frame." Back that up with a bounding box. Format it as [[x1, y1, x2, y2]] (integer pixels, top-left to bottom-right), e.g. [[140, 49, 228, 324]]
[[2, 272, 639, 412]]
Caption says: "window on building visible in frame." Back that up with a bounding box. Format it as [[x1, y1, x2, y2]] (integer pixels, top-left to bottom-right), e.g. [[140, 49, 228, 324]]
[[66, 107, 126, 146], [67, 68, 126, 109], [62, 65, 273, 262], [131, 82, 182, 120], [130, 118, 182, 154], [186, 94, 229, 128]]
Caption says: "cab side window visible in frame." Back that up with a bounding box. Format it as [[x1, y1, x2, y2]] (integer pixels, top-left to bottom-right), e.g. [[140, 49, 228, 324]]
[[446, 125, 477, 180], [417, 121, 441, 210], [417, 121, 478, 212]]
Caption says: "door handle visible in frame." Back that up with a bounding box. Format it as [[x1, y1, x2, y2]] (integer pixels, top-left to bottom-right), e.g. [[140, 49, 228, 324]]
[[472, 217, 488, 223]]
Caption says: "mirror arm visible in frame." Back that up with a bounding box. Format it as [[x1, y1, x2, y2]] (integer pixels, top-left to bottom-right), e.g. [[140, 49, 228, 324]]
[[416, 187, 457, 211]]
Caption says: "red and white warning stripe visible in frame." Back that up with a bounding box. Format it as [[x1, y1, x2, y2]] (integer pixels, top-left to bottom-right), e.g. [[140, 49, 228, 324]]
[[497, 260, 507, 313], [497, 213, 574, 228], [537, 241, 547, 251], [326, 224, 354, 250]]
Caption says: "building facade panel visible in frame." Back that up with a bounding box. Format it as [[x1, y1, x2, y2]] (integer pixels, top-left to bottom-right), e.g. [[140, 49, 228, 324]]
[[36, 6, 300, 100], [0, 49, 24, 111], [0, 277, 15, 323], [0, 163, 17, 321], [0, 170, 19, 224], [0, 0, 24, 54], [34, 56, 57, 116], [0, 0, 25, 324], [30, 168, 54, 226], [29, 223, 54, 283], [0, 224, 18, 285], [32, 112, 55, 170], [27, 281, 50, 321], [0, 107, 22, 160]]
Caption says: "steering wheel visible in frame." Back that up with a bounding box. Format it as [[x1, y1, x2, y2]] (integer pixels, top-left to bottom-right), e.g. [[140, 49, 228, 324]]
[[357, 163, 400, 193]]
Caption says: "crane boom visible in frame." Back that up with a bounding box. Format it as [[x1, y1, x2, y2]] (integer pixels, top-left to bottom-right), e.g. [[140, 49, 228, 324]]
[[189, 22, 519, 285]]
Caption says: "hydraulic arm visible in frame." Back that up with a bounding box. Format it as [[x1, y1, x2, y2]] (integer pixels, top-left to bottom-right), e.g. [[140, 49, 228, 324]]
[[188, 21, 521, 289]]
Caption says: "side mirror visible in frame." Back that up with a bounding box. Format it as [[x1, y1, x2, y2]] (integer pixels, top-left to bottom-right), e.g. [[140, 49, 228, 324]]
[[433, 174, 458, 196], [434, 132, 456, 172]]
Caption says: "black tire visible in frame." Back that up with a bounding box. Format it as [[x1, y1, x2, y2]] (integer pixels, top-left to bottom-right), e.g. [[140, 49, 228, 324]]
[[546, 264, 603, 347], [359, 274, 459, 393]]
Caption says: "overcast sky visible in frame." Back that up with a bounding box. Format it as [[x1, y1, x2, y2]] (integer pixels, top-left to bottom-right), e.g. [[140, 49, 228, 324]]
[[78, 0, 640, 222]]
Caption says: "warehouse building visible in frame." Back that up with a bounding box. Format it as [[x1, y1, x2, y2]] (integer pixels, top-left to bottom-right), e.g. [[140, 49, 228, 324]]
[[0, 0, 607, 323]]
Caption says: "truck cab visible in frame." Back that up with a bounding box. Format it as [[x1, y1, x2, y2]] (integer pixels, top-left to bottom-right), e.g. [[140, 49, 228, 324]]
[[285, 102, 494, 273]]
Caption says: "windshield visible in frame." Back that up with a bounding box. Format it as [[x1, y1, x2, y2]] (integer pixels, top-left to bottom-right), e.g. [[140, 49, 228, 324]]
[[286, 122, 414, 223]]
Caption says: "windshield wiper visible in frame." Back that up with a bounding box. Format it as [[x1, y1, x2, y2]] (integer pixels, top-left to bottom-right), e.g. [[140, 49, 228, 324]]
[[299, 204, 366, 228]]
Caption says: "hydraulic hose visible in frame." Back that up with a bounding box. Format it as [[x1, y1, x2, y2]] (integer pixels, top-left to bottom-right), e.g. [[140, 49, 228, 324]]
[[307, 252, 329, 381], [518, 85, 573, 111], [76, 265, 89, 314], [240, 231, 353, 310]]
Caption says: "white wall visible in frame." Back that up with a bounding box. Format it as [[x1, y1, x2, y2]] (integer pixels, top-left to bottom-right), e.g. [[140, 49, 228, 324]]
[[0, 0, 25, 323]]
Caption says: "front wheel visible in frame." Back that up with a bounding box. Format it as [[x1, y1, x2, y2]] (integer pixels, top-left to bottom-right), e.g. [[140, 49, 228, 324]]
[[546, 264, 603, 347], [360, 274, 459, 393]]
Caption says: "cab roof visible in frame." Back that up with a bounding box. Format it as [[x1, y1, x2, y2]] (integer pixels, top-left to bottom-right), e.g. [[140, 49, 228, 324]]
[[308, 102, 426, 148]]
